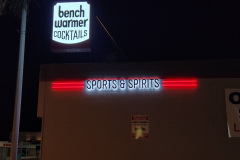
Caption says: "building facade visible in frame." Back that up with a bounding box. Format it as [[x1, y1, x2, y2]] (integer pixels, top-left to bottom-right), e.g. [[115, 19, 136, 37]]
[[38, 60, 240, 160]]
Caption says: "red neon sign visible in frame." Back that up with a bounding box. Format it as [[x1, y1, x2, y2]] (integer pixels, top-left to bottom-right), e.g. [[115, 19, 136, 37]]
[[52, 81, 84, 91], [162, 79, 198, 89]]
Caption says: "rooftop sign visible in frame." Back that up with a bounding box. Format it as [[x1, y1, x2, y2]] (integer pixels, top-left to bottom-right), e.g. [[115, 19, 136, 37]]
[[51, 2, 91, 52]]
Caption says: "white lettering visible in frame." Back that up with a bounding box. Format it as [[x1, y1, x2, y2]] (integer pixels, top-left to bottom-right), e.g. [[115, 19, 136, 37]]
[[52, 2, 90, 44], [85, 78, 161, 91]]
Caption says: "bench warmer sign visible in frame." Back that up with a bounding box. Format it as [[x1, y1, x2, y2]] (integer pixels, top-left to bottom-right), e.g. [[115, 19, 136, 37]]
[[51, 2, 90, 52]]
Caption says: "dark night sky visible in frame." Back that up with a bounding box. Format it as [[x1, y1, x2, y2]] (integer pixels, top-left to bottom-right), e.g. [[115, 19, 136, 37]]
[[0, 0, 240, 140]]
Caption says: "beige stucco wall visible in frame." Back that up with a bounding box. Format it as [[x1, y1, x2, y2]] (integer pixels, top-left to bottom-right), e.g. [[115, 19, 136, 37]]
[[38, 62, 240, 160]]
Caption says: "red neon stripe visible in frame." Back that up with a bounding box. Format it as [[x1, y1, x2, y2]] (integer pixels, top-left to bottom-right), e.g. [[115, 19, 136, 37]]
[[162, 84, 197, 86], [162, 79, 198, 89], [52, 84, 84, 86], [52, 81, 84, 91], [52, 82, 84, 85], [52, 86, 84, 89], [162, 81, 197, 83], [162, 79, 197, 82], [53, 88, 84, 91]]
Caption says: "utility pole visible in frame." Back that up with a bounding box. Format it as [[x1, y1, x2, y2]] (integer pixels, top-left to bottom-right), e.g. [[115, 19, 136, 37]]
[[10, 1, 27, 160]]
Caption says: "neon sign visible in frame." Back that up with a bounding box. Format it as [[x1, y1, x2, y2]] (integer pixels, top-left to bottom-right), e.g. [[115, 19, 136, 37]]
[[52, 2, 90, 44], [86, 78, 161, 91], [52, 78, 198, 92], [162, 79, 198, 89], [52, 81, 84, 91]]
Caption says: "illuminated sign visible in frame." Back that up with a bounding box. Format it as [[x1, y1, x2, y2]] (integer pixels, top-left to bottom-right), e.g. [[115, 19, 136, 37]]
[[52, 78, 198, 92], [52, 2, 90, 44], [51, 2, 91, 53], [86, 78, 161, 91], [162, 79, 198, 89]]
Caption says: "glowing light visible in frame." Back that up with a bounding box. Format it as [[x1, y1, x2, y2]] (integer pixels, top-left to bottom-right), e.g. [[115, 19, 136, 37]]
[[51, 78, 198, 92], [85, 77, 161, 91], [52, 81, 84, 91], [52, 2, 90, 44], [162, 79, 198, 89]]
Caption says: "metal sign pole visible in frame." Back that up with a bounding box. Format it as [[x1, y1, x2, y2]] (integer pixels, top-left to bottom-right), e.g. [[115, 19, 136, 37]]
[[10, 2, 27, 160]]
